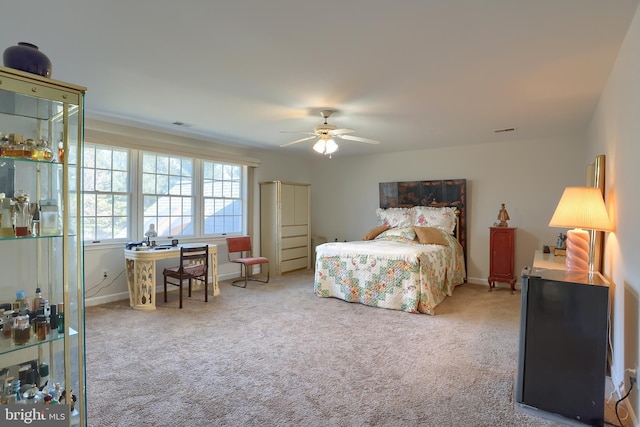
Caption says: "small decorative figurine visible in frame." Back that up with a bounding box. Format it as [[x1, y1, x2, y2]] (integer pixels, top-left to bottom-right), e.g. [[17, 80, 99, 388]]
[[556, 233, 567, 249], [497, 203, 510, 227]]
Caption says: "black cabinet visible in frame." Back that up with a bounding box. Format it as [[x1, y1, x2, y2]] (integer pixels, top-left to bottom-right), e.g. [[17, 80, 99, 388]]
[[516, 268, 609, 426]]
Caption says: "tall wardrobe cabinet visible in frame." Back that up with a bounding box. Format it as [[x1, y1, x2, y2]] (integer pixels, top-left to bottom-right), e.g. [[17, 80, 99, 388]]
[[260, 181, 311, 275], [0, 66, 87, 425]]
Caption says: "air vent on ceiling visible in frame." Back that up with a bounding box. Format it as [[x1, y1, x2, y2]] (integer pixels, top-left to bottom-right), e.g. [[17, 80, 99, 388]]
[[172, 121, 194, 127], [494, 127, 517, 133]]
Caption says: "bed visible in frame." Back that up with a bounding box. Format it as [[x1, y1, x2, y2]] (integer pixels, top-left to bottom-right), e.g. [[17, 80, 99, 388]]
[[314, 179, 467, 315]]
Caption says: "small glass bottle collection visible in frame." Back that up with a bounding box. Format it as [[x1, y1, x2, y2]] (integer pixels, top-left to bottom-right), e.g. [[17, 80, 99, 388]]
[[0, 130, 63, 239], [0, 362, 75, 407], [0, 133, 56, 162], [0, 288, 64, 348], [0, 193, 61, 238], [0, 249, 72, 409]]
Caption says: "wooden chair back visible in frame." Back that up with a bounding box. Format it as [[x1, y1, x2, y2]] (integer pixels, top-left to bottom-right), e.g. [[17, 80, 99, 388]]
[[179, 245, 209, 276]]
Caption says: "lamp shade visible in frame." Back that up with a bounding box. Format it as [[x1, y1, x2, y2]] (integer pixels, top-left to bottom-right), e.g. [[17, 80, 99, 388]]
[[548, 187, 613, 231]]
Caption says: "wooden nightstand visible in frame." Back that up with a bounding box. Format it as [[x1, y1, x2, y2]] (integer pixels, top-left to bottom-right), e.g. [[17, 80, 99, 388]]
[[488, 226, 517, 293]]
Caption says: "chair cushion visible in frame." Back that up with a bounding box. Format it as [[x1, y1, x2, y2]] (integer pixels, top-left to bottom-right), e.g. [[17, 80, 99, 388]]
[[183, 264, 207, 276], [163, 264, 206, 277], [163, 266, 180, 275], [233, 257, 269, 266]]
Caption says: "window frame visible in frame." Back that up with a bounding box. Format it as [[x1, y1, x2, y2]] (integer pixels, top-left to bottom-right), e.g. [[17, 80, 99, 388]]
[[82, 143, 248, 246], [202, 160, 244, 236], [140, 151, 196, 239], [82, 143, 132, 243]]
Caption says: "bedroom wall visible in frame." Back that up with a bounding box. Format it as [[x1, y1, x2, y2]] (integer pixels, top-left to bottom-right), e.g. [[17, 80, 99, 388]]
[[586, 3, 640, 421], [307, 136, 587, 287]]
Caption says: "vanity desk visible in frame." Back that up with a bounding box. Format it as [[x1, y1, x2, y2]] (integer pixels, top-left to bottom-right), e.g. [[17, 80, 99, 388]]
[[125, 244, 218, 310]]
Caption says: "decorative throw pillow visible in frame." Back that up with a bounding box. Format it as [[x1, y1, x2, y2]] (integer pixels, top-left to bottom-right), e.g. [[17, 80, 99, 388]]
[[412, 206, 457, 235], [376, 208, 412, 228], [375, 226, 416, 242], [413, 226, 449, 246], [363, 224, 391, 241]]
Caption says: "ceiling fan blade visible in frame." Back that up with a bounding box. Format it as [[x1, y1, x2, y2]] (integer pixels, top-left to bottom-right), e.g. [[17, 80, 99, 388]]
[[339, 134, 381, 144], [280, 135, 318, 147], [280, 131, 316, 135], [330, 128, 355, 136]]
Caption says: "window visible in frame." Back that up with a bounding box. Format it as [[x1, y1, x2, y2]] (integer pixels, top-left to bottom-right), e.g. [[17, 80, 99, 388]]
[[142, 152, 194, 237], [203, 161, 243, 234], [82, 143, 246, 243], [83, 144, 129, 241]]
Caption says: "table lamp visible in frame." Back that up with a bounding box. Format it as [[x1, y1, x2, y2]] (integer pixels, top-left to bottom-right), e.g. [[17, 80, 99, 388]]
[[144, 224, 157, 246], [548, 187, 613, 272]]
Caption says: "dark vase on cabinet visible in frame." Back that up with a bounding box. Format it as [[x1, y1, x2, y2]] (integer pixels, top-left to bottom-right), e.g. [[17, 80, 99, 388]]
[[488, 226, 516, 293], [3, 42, 52, 77]]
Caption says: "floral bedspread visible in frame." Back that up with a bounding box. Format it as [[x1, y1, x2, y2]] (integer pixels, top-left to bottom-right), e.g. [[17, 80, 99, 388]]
[[314, 237, 465, 315]]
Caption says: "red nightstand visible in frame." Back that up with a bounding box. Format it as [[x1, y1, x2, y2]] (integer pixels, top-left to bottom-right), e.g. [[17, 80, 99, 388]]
[[488, 227, 517, 294]]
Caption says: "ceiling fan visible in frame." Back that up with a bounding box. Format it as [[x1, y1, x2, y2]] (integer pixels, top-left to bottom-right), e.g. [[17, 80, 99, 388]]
[[280, 110, 380, 156]]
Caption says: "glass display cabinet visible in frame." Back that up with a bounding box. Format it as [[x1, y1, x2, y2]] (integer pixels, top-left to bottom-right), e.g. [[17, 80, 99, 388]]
[[0, 66, 86, 426]]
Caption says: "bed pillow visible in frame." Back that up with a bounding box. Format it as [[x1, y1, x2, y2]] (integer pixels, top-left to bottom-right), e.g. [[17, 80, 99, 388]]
[[412, 206, 457, 235], [376, 208, 412, 228], [413, 226, 449, 246], [363, 224, 390, 241], [374, 226, 416, 242]]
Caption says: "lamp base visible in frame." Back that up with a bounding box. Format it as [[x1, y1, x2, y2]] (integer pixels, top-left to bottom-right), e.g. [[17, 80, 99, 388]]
[[565, 228, 589, 272]]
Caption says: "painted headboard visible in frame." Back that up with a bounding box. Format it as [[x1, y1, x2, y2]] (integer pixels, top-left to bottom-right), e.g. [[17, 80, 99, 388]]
[[379, 179, 467, 261]]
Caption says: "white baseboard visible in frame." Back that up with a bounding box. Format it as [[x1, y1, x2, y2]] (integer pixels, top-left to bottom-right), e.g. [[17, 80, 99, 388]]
[[84, 272, 241, 307], [85, 291, 130, 307]]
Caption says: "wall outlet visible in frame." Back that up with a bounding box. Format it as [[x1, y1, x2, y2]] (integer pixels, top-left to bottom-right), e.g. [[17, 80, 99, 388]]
[[102, 269, 108, 278]]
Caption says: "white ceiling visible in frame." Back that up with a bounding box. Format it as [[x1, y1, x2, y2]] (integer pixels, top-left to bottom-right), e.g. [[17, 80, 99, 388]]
[[2, 1, 638, 157]]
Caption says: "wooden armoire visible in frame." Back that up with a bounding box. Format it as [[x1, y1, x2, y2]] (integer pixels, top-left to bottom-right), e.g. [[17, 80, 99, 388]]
[[260, 181, 311, 275]]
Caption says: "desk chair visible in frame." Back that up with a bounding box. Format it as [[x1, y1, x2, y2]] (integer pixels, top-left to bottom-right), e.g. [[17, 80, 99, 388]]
[[163, 245, 209, 308], [226, 236, 269, 288]]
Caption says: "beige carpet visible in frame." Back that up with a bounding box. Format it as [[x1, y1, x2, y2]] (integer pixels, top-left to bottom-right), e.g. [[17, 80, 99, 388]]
[[85, 270, 569, 426]]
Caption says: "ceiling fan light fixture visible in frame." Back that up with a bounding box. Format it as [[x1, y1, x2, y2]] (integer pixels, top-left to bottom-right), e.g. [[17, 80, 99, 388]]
[[325, 139, 339, 154], [313, 139, 326, 154], [312, 138, 339, 155], [280, 107, 378, 153]]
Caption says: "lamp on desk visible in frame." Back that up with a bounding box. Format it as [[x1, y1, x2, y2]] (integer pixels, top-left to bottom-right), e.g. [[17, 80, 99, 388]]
[[548, 187, 613, 272], [144, 224, 157, 246]]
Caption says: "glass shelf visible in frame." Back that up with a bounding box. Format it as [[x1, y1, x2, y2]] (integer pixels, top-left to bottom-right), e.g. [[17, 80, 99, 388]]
[[0, 233, 76, 241], [0, 328, 78, 357], [0, 155, 61, 165]]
